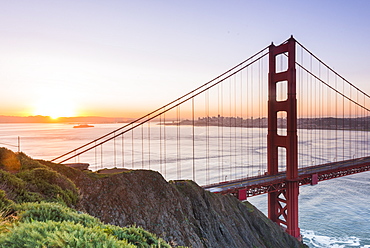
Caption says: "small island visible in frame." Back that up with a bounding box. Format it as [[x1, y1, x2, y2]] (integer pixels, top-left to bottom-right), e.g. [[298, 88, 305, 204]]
[[73, 124, 94, 128]]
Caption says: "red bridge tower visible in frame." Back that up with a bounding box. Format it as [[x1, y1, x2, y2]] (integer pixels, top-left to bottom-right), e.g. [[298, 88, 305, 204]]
[[267, 36, 300, 239]]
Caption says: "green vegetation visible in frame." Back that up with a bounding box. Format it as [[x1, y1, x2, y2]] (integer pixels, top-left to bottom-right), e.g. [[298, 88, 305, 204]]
[[0, 148, 173, 247], [15, 202, 100, 226], [0, 148, 78, 206], [0, 202, 170, 248], [0, 220, 135, 248]]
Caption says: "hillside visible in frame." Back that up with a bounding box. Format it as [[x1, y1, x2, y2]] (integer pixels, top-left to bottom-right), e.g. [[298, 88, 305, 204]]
[[0, 148, 171, 247], [0, 148, 307, 247]]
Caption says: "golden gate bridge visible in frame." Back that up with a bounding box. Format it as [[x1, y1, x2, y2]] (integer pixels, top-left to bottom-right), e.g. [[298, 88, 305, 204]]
[[52, 36, 370, 239]]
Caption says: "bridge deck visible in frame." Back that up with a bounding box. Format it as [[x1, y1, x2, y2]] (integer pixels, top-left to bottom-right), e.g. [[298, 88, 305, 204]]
[[202, 156, 370, 198]]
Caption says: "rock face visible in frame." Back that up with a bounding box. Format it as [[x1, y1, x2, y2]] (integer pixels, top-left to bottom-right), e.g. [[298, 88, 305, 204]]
[[55, 167, 306, 248]]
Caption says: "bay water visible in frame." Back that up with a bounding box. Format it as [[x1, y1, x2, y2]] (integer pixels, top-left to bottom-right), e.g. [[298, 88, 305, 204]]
[[0, 123, 369, 248]]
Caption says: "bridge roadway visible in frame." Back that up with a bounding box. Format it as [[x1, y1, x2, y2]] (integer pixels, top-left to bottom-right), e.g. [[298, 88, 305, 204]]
[[202, 156, 370, 200]]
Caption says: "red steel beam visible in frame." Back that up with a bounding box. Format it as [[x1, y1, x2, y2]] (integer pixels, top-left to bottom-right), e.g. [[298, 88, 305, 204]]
[[218, 160, 370, 198]]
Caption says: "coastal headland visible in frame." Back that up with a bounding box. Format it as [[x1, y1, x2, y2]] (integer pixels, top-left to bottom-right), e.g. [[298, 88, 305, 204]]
[[0, 148, 307, 247]]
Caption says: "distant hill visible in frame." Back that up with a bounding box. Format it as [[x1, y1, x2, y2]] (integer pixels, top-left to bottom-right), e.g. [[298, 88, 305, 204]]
[[0, 115, 134, 124]]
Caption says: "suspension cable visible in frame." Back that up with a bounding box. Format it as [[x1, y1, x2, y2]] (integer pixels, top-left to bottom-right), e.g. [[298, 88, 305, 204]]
[[52, 46, 270, 163]]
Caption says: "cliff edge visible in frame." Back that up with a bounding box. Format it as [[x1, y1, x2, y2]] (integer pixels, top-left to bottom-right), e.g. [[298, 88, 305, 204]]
[[45, 162, 306, 248]]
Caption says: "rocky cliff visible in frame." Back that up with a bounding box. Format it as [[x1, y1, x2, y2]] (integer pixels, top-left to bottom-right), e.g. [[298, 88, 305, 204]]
[[44, 161, 306, 248]]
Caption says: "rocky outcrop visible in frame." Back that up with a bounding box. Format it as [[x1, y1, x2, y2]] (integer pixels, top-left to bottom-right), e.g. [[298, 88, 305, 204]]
[[49, 165, 306, 248]]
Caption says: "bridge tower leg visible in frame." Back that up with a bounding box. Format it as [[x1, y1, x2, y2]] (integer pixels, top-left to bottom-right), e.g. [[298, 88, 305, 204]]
[[267, 36, 300, 239]]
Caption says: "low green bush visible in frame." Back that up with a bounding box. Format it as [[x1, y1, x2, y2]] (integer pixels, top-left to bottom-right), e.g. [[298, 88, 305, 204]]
[[0, 220, 135, 248], [10, 202, 172, 247], [0, 190, 13, 210], [105, 224, 171, 248], [0, 169, 41, 203], [16, 202, 100, 227], [18, 152, 46, 171], [0, 190, 16, 234], [16, 167, 78, 206]]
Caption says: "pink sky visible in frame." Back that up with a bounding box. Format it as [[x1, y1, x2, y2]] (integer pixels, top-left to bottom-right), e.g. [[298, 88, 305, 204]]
[[1, 1, 369, 118]]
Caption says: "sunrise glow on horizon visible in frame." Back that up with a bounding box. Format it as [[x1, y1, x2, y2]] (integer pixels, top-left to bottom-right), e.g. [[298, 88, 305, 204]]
[[32, 98, 76, 119]]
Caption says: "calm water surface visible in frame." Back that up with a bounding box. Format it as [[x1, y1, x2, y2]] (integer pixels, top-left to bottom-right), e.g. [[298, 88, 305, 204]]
[[1, 123, 369, 248]]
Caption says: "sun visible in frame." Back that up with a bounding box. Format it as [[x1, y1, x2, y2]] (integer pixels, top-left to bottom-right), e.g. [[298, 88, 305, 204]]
[[33, 97, 77, 119]]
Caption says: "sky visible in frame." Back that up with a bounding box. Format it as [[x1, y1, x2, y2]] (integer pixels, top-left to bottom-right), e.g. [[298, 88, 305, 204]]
[[1, 0, 370, 118]]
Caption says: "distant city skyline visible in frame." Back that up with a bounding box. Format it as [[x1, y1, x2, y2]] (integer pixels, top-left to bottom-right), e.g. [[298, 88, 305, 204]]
[[1, 1, 370, 118]]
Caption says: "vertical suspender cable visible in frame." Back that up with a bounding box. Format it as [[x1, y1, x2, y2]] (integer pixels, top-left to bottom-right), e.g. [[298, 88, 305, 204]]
[[122, 134, 124, 167], [159, 114, 162, 172], [315, 65, 318, 164], [218, 84, 221, 182], [335, 76, 338, 162], [229, 77, 232, 179], [177, 105, 181, 179], [246, 66, 249, 177], [114, 132, 116, 168], [349, 84, 352, 158], [131, 124, 134, 168], [234, 75, 237, 179], [206, 90, 209, 184], [148, 119, 151, 169], [240, 66, 243, 177], [251, 64, 254, 175], [95, 142, 97, 168], [192, 97, 195, 181], [317, 63, 323, 163], [327, 69, 330, 161], [164, 109, 166, 177], [141, 124, 144, 169], [176, 106, 181, 180], [101, 145, 103, 169], [221, 83, 224, 180], [356, 90, 359, 156]]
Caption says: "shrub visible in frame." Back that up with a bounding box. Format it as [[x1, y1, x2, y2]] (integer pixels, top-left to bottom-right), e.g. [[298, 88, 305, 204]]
[[0, 169, 39, 203], [0, 220, 135, 248], [39, 159, 83, 181], [15, 202, 172, 247], [16, 167, 78, 206], [105, 224, 171, 248], [16, 202, 100, 227], [0, 190, 16, 234], [18, 152, 46, 171], [0, 190, 13, 210]]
